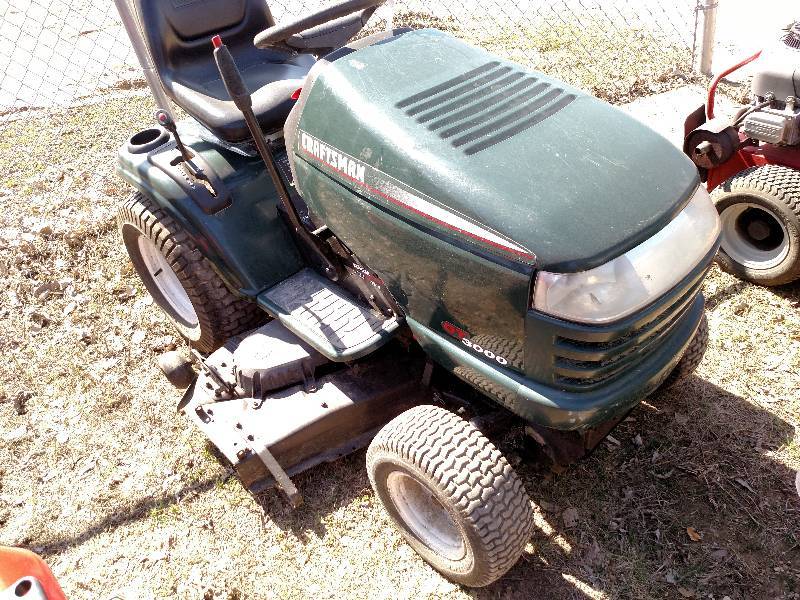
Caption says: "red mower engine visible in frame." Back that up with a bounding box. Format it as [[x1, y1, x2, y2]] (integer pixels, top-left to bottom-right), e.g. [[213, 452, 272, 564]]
[[684, 21, 800, 286]]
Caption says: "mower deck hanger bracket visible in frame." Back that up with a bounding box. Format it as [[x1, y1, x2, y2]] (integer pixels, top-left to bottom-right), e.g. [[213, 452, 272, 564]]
[[258, 268, 401, 362]]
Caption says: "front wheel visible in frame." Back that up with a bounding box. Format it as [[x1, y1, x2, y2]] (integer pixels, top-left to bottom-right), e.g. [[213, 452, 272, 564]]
[[712, 164, 800, 286], [661, 313, 708, 389], [118, 192, 265, 352], [367, 405, 533, 587]]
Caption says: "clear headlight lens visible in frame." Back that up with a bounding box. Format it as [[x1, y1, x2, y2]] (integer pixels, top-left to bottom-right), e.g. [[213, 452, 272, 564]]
[[533, 186, 720, 324]]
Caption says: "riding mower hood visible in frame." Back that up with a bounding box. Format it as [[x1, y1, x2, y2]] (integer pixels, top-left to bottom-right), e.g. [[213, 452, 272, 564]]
[[114, 0, 721, 586], [684, 20, 800, 286]]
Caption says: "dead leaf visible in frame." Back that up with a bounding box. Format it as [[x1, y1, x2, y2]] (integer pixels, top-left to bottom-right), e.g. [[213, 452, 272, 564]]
[[116, 285, 137, 302], [677, 586, 695, 598], [735, 477, 755, 494], [686, 526, 702, 542], [562, 507, 579, 528], [146, 549, 167, 563], [77, 459, 97, 477]]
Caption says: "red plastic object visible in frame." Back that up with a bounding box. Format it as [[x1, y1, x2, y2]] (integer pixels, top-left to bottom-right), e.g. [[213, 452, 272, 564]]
[[211, 34, 222, 49], [0, 547, 66, 600], [291, 87, 302, 100], [706, 50, 762, 119]]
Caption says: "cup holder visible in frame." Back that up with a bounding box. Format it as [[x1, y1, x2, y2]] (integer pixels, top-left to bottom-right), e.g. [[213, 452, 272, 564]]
[[127, 126, 170, 154]]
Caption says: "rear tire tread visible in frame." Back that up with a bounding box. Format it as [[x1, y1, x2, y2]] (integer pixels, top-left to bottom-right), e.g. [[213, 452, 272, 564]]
[[118, 191, 265, 352]]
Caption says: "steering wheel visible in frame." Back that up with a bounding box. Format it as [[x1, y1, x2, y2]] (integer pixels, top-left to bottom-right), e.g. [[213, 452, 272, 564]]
[[254, 0, 386, 49]]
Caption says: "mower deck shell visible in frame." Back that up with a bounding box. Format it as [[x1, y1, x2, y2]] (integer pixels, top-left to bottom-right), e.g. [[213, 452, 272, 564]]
[[182, 338, 425, 493]]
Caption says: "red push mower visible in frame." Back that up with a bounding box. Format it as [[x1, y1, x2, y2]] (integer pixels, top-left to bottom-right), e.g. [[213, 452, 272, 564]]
[[684, 21, 800, 286]]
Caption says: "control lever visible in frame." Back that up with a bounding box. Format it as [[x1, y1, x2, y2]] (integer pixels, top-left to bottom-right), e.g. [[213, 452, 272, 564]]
[[155, 109, 192, 162], [211, 34, 338, 280]]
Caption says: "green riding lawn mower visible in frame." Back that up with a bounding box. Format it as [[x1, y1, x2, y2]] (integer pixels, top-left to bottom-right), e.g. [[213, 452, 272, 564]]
[[113, 0, 721, 587]]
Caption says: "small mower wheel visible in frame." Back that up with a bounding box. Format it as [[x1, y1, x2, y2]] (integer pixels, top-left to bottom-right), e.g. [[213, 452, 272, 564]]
[[118, 192, 265, 352], [712, 164, 800, 286], [367, 405, 533, 587], [157, 351, 196, 389], [661, 313, 708, 389]]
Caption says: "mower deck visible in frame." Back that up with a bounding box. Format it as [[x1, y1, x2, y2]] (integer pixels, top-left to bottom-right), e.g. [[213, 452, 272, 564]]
[[181, 320, 425, 498]]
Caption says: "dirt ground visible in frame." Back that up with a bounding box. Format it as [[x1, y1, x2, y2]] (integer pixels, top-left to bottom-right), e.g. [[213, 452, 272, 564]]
[[1, 50, 799, 600]]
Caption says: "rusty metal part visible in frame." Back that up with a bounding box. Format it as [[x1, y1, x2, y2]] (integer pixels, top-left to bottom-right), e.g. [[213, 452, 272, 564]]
[[231, 434, 302, 507], [683, 117, 740, 170], [191, 348, 236, 396], [252, 442, 302, 507], [525, 409, 631, 466]]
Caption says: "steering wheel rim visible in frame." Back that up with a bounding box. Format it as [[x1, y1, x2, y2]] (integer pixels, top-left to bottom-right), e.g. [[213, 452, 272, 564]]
[[254, 0, 386, 49]]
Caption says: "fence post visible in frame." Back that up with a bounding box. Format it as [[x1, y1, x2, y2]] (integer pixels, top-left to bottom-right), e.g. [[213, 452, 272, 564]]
[[697, 0, 719, 76]]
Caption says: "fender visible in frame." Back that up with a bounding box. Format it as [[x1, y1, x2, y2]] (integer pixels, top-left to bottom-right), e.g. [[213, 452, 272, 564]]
[[116, 124, 304, 297]]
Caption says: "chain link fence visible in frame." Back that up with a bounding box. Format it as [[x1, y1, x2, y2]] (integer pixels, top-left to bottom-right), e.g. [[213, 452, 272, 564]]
[[0, 0, 701, 129]]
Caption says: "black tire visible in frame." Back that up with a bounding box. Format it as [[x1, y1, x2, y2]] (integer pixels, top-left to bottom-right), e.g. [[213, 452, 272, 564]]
[[118, 191, 265, 353], [367, 405, 533, 587], [661, 313, 708, 389], [712, 164, 800, 286]]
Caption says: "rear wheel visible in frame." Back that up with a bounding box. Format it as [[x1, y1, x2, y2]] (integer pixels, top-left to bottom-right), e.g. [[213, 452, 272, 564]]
[[712, 164, 800, 286], [367, 405, 533, 587], [118, 191, 265, 352]]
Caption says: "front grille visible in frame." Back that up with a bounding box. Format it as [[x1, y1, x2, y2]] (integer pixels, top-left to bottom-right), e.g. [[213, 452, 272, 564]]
[[550, 266, 708, 391], [397, 62, 576, 156]]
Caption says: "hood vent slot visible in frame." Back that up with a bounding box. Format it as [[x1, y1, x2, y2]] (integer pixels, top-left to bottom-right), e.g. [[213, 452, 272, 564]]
[[397, 63, 576, 156]]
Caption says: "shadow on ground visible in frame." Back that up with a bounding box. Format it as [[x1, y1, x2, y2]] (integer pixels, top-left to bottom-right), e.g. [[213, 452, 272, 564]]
[[28, 375, 797, 598]]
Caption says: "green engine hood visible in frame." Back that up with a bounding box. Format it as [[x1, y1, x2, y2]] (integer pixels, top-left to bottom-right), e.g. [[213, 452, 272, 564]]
[[289, 29, 700, 272]]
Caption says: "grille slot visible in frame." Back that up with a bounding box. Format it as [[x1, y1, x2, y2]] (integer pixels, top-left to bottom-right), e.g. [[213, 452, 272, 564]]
[[398, 63, 576, 155], [551, 268, 708, 391], [418, 72, 527, 124]]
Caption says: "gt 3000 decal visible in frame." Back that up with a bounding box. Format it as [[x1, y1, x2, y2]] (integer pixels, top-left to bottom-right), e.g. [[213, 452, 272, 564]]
[[461, 338, 509, 366], [442, 321, 509, 366]]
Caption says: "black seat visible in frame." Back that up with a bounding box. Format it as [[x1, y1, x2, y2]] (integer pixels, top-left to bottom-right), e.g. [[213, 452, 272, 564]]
[[135, 0, 314, 142]]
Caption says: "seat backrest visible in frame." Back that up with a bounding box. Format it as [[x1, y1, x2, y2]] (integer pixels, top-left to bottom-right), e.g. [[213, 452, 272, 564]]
[[134, 0, 278, 85]]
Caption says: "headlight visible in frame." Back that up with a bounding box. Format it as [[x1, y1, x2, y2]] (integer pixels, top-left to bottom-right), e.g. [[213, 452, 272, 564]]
[[533, 186, 720, 324]]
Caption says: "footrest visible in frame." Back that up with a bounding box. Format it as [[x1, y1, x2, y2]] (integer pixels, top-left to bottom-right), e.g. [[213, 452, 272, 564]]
[[257, 268, 401, 361]]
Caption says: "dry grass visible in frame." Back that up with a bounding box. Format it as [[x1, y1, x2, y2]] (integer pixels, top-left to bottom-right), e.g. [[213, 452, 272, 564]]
[[0, 25, 799, 600]]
